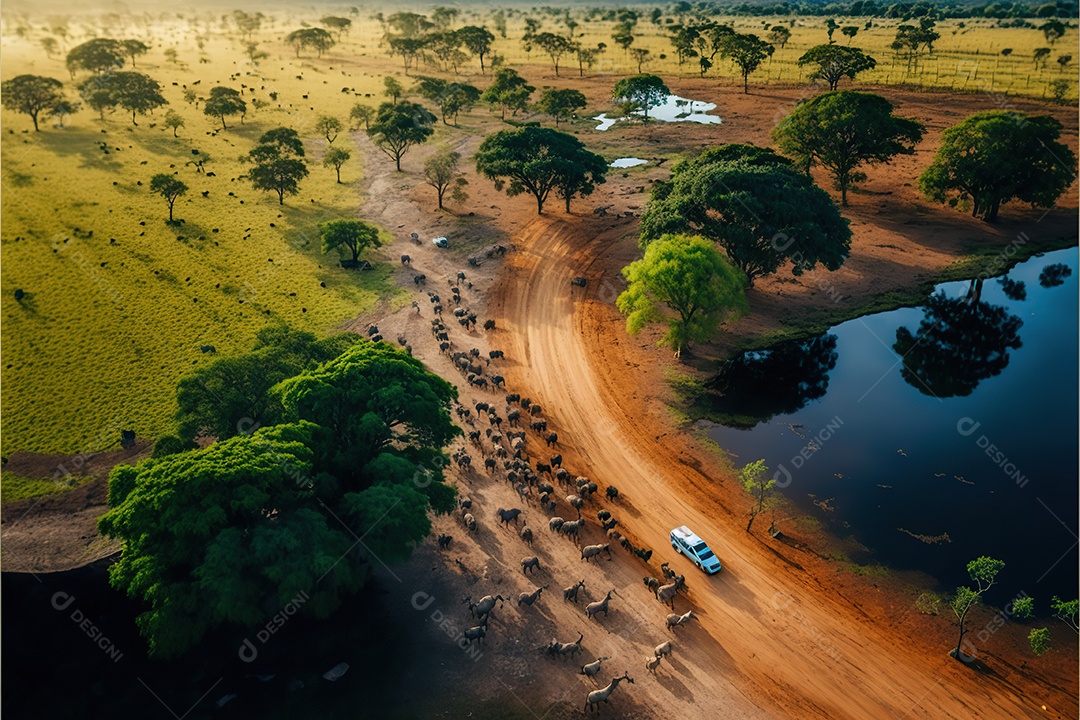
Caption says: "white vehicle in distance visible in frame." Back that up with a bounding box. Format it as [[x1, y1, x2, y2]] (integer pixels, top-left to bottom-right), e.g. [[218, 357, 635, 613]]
[[670, 525, 722, 574], [432, 236, 448, 248]]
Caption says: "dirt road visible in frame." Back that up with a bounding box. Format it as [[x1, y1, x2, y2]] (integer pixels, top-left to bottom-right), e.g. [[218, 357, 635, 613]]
[[488, 216, 1058, 719]]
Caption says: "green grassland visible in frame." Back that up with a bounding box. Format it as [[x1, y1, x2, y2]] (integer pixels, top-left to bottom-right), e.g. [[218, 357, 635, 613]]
[[497, 15, 1076, 100], [1, 21, 406, 455]]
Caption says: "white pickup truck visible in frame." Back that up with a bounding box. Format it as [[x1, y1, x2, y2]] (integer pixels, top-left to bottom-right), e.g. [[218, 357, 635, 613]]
[[670, 525, 722, 574]]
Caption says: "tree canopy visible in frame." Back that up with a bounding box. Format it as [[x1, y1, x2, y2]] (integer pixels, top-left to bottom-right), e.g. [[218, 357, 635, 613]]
[[797, 45, 878, 90], [66, 38, 125, 76], [244, 127, 309, 204], [480, 68, 534, 119], [1, 75, 65, 131], [413, 77, 481, 126], [320, 218, 384, 263], [474, 125, 608, 214], [773, 91, 924, 205], [718, 32, 774, 93], [76, 71, 167, 125], [456, 25, 495, 73], [537, 88, 587, 127], [287, 27, 336, 57], [617, 234, 747, 356], [203, 86, 246, 129], [918, 111, 1076, 221], [640, 144, 851, 285], [612, 74, 670, 122], [149, 173, 187, 222], [424, 146, 463, 210], [951, 556, 1005, 661], [367, 101, 436, 171]]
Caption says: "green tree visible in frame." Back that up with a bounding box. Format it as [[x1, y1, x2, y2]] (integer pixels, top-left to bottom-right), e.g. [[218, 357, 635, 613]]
[[773, 91, 925, 205], [78, 71, 166, 125], [163, 108, 184, 137], [630, 47, 652, 73], [50, 98, 80, 128], [149, 173, 187, 222], [244, 127, 309, 204], [349, 102, 375, 130], [474, 125, 608, 214], [121, 39, 149, 67], [287, 27, 335, 57], [1040, 19, 1065, 44], [612, 74, 670, 122], [617, 234, 746, 356], [769, 25, 791, 49], [481, 67, 534, 119], [1057, 54, 1072, 72], [322, 146, 351, 183], [40, 37, 59, 58], [640, 144, 851, 285], [320, 219, 383, 264], [315, 114, 342, 143], [383, 76, 404, 104], [719, 32, 774, 94], [1029, 627, 1051, 655], [951, 556, 1005, 662], [825, 18, 840, 42], [65, 38, 125, 77], [919, 111, 1076, 221], [738, 459, 775, 532], [202, 86, 246, 129], [457, 25, 495, 74], [892, 22, 939, 72], [1, 75, 65, 131], [532, 32, 575, 76], [797, 45, 878, 90], [1013, 596, 1034, 620], [320, 15, 352, 38], [367, 101, 436, 171], [414, 77, 480, 126], [174, 326, 359, 441], [1051, 596, 1079, 632], [424, 146, 462, 210], [1034, 47, 1052, 69], [536, 88, 587, 126], [388, 37, 426, 75]]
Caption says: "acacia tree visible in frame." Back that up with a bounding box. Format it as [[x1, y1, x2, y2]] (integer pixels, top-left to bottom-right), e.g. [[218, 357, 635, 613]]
[[617, 234, 747, 357], [480, 68, 534, 119], [536, 88, 587, 126], [244, 127, 309, 204], [774, 91, 925, 205], [532, 32, 575, 76], [739, 459, 775, 533], [383, 76, 404, 104], [475, 125, 607, 214], [149, 173, 187, 222], [287, 28, 336, 57], [456, 25, 495, 73], [77, 71, 166, 125], [640, 145, 852, 286], [951, 557, 1005, 662], [797, 45, 877, 90], [769, 25, 791, 49], [1, 75, 66, 131], [202, 86, 246, 129], [121, 39, 149, 67], [349, 102, 375, 130], [612, 74, 670, 122], [719, 32, 774, 93], [321, 16, 352, 38], [367, 102, 436, 171], [424, 146, 462, 210], [66, 38, 125, 77], [163, 109, 184, 137], [315, 115, 342, 143], [414, 77, 480, 126], [919, 111, 1076, 221], [322, 146, 351, 183], [320, 219, 383, 264]]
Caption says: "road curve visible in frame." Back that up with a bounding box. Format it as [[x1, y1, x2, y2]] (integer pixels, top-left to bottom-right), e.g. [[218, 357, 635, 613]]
[[489, 216, 1042, 720]]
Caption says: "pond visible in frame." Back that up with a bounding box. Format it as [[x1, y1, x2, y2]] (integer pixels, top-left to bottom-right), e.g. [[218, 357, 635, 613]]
[[704, 248, 1078, 600], [594, 93, 722, 131], [609, 157, 648, 168]]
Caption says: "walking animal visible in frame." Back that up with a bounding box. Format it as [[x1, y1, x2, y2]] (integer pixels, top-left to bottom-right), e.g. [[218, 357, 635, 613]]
[[645, 654, 662, 673], [581, 544, 610, 563], [496, 507, 522, 527], [563, 579, 586, 603], [657, 581, 679, 609], [583, 673, 634, 715], [654, 640, 673, 659], [581, 656, 610, 679], [585, 590, 615, 620], [520, 525, 533, 546], [517, 585, 547, 607], [666, 610, 697, 631], [521, 556, 541, 575], [548, 632, 583, 661], [463, 513, 477, 532]]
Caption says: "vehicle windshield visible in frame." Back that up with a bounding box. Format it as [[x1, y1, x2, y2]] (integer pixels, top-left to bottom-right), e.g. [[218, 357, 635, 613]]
[[699, 550, 715, 560], [692, 542, 708, 552]]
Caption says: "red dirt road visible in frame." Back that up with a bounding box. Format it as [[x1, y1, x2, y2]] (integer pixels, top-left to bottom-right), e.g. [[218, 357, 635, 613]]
[[489, 216, 1068, 719]]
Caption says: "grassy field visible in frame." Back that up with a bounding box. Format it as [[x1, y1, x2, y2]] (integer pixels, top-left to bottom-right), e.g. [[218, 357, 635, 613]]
[[1, 20, 407, 455]]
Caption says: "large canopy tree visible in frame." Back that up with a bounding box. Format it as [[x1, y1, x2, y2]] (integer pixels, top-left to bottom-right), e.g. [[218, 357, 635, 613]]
[[456, 25, 495, 73], [76, 71, 167, 125], [537, 88, 587, 126], [367, 101, 436, 171], [617, 234, 747, 356], [774, 91, 924, 205], [413, 77, 480, 125], [104, 340, 459, 658], [480, 68, 534, 119], [718, 32, 774, 93], [612, 73, 670, 122], [244, 127, 309, 204], [918, 111, 1076, 221], [65, 38, 125, 77], [474, 125, 608, 214], [640, 144, 852, 285], [202, 86, 246, 129], [287, 27, 336, 57], [320, 219, 384, 264], [149, 173, 187, 222], [1, 75, 66, 131], [797, 45, 877, 90]]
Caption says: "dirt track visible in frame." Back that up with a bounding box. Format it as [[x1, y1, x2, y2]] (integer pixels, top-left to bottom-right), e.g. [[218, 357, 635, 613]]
[[487, 216, 1066, 719]]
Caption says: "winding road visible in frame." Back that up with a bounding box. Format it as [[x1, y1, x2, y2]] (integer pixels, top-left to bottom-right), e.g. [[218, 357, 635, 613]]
[[489, 216, 1047, 719]]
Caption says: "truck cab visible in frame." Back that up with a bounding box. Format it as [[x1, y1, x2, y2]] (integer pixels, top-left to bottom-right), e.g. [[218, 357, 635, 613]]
[[670, 525, 722, 574]]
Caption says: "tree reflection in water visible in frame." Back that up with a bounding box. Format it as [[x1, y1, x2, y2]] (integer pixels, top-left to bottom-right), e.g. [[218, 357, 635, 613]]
[[893, 279, 1023, 398], [706, 334, 839, 428]]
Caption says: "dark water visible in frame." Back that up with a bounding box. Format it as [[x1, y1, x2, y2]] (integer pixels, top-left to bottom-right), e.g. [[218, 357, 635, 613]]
[[706, 248, 1078, 602]]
